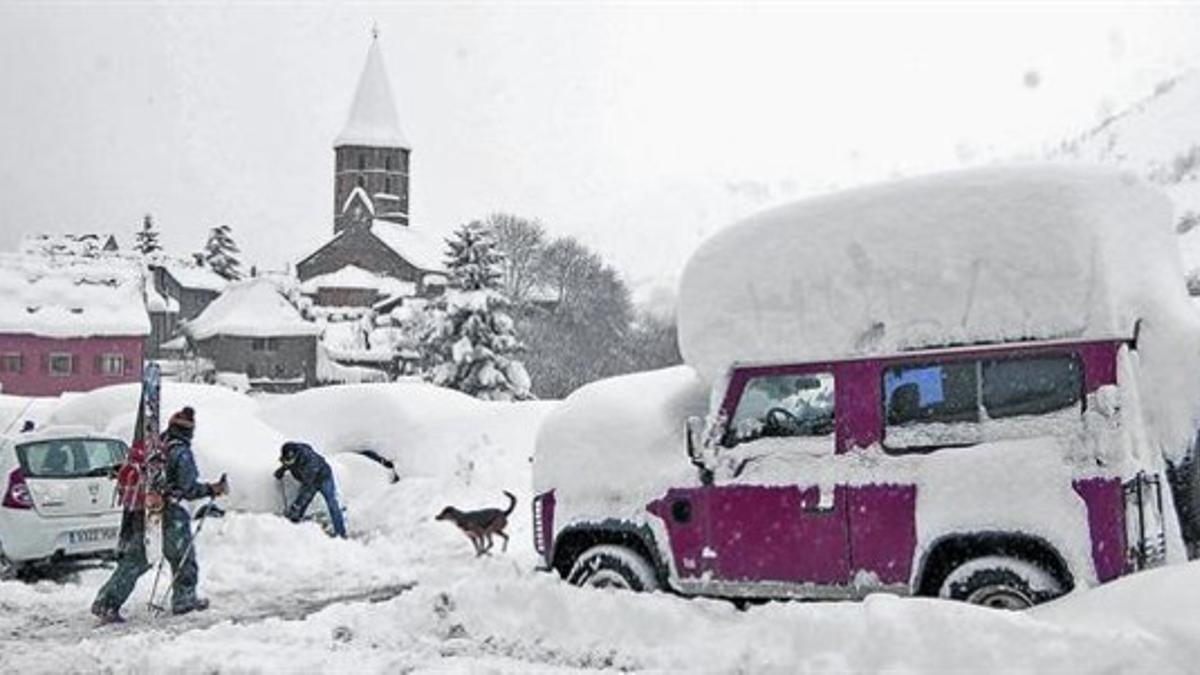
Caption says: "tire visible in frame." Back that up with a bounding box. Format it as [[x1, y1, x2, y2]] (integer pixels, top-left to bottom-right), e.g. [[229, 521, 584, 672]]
[[938, 555, 1063, 610], [567, 544, 660, 592], [0, 544, 19, 582]]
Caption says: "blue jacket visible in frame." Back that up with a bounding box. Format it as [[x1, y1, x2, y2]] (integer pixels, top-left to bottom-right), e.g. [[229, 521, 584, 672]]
[[278, 443, 331, 489], [164, 438, 215, 504]]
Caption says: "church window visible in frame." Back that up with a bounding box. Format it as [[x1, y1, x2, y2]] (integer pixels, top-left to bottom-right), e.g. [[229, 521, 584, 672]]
[[385, 155, 393, 171], [357, 176, 365, 188], [385, 177, 393, 193], [357, 155, 365, 171]]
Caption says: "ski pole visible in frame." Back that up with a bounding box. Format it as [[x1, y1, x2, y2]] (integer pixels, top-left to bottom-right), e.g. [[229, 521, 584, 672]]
[[149, 494, 218, 616]]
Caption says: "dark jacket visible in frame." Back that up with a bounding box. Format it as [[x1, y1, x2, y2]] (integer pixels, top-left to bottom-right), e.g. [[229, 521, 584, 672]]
[[275, 443, 332, 488], [164, 437, 215, 504]]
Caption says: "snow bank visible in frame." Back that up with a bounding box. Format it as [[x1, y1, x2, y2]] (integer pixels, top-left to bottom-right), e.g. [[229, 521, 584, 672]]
[[533, 366, 709, 519], [678, 164, 1200, 455], [49, 383, 287, 512]]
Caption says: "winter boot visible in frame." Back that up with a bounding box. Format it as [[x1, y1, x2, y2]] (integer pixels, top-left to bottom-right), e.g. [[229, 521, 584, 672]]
[[91, 601, 125, 625], [172, 597, 210, 616]]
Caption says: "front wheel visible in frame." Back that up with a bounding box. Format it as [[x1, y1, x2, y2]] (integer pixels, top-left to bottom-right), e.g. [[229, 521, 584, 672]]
[[567, 544, 660, 592], [939, 555, 1063, 609]]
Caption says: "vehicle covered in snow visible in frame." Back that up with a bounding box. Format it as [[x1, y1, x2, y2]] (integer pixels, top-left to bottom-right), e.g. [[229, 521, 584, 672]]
[[0, 425, 127, 578], [532, 165, 1200, 608]]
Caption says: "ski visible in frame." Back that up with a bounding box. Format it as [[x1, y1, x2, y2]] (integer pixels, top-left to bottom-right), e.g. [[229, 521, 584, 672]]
[[136, 362, 166, 568]]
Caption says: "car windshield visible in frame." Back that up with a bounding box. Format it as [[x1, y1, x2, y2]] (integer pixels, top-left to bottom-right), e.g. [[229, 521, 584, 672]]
[[16, 438, 127, 479]]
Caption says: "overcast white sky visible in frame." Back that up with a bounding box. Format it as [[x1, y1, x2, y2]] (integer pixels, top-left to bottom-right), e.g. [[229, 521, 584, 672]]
[[2, 2, 1199, 297]]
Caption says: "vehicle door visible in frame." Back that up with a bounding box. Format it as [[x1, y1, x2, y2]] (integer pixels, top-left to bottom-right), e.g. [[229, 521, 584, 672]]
[[702, 367, 850, 595], [19, 438, 126, 518]]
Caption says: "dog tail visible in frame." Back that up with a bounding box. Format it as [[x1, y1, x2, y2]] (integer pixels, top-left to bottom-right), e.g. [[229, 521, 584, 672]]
[[502, 490, 517, 516]]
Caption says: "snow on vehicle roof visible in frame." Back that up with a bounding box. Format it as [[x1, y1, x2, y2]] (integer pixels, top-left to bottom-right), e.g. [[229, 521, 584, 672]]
[[370, 220, 447, 273], [0, 265, 150, 338], [187, 278, 321, 340], [678, 164, 1192, 380]]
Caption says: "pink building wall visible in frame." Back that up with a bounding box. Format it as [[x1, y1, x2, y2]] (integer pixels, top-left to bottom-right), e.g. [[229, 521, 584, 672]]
[[0, 334, 143, 397]]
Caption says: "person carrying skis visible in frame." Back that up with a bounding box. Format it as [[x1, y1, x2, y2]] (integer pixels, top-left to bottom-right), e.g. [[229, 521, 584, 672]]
[[274, 441, 346, 538], [160, 407, 227, 614], [91, 437, 154, 623]]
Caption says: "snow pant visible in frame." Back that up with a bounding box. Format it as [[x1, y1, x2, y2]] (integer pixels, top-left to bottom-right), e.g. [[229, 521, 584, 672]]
[[287, 475, 347, 538], [162, 505, 201, 611], [93, 510, 151, 611]]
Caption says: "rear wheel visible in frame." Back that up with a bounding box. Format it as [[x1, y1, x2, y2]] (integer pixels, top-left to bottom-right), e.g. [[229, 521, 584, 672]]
[[939, 555, 1063, 610], [567, 544, 659, 592], [0, 544, 20, 582]]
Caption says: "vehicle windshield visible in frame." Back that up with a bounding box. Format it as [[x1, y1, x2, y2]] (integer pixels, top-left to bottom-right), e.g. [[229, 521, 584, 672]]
[[15, 438, 127, 479]]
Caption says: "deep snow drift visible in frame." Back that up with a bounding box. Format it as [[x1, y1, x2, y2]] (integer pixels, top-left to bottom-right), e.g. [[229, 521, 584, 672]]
[[2, 381, 1200, 672]]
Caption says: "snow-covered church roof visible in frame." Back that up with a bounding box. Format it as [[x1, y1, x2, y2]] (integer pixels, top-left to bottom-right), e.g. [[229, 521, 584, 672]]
[[333, 38, 409, 149], [188, 279, 321, 340], [678, 164, 1196, 382]]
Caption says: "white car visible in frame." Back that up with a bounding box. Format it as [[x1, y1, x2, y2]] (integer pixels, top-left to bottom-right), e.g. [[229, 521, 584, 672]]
[[0, 426, 127, 579]]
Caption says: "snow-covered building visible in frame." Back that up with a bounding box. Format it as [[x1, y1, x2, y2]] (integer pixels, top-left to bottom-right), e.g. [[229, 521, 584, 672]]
[[186, 279, 321, 393], [0, 266, 148, 396], [296, 35, 446, 297]]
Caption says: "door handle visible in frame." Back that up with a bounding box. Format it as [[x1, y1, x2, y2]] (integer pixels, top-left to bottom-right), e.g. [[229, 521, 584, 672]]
[[801, 486, 836, 513]]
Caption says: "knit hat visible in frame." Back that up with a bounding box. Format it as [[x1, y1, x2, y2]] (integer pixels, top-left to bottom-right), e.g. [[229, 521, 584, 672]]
[[168, 406, 195, 431]]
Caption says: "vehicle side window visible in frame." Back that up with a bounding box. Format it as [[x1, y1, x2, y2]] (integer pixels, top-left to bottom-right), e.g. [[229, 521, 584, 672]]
[[981, 356, 1081, 418], [883, 353, 1083, 452], [726, 372, 834, 447]]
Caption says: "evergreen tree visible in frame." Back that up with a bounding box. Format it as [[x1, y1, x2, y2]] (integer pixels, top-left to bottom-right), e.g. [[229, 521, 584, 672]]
[[134, 214, 162, 256], [422, 221, 532, 400], [202, 225, 242, 280]]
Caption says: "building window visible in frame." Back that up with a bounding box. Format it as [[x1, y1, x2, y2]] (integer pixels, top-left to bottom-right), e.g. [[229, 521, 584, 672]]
[[385, 176, 393, 193], [96, 354, 125, 376], [252, 338, 277, 352], [357, 154, 366, 171], [356, 175, 365, 188], [246, 363, 258, 379], [48, 353, 73, 377], [274, 364, 286, 378], [0, 354, 23, 373], [385, 155, 393, 171]]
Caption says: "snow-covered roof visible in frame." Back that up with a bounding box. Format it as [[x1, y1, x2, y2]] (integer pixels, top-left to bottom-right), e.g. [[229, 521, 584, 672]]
[[678, 165, 1195, 381], [333, 39, 409, 149], [342, 186, 376, 215], [0, 267, 150, 338], [19, 232, 119, 257], [300, 264, 417, 299], [370, 220, 446, 272], [188, 279, 321, 340], [158, 261, 228, 293]]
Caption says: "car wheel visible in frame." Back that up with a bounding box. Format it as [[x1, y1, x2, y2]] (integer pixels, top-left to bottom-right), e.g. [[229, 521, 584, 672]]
[[567, 544, 660, 592], [939, 555, 1063, 609], [0, 545, 20, 582]]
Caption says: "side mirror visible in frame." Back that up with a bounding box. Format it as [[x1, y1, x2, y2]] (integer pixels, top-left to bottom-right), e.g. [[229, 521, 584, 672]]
[[685, 416, 705, 463]]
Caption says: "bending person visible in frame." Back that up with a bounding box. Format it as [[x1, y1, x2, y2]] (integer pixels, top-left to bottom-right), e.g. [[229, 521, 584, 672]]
[[273, 442, 346, 538]]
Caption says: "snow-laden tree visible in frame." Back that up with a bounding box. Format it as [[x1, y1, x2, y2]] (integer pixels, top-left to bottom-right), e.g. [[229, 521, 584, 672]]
[[134, 214, 162, 255], [202, 224, 242, 280], [422, 221, 532, 400]]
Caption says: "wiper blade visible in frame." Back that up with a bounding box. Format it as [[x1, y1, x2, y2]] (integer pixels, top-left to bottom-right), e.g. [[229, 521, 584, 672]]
[[84, 466, 118, 478]]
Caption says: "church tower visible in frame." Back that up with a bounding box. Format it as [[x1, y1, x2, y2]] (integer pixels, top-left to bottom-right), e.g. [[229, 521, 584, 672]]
[[333, 32, 410, 233]]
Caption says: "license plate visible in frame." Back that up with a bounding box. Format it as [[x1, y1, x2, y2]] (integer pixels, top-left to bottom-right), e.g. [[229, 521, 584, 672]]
[[68, 527, 118, 546]]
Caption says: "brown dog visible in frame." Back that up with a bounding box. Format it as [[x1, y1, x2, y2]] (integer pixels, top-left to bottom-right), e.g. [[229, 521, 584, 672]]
[[436, 491, 517, 556]]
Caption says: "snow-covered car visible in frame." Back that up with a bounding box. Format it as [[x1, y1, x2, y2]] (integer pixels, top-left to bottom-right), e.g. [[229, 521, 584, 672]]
[[0, 425, 128, 579], [532, 165, 1200, 609]]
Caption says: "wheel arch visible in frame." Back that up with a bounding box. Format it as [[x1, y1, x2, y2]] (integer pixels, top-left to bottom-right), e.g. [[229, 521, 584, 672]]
[[551, 522, 669, 587], [914, 531, 1076, 597]]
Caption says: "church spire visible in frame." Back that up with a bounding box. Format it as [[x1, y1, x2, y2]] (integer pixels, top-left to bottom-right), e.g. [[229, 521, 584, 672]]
[[334, 34, 409, 149]]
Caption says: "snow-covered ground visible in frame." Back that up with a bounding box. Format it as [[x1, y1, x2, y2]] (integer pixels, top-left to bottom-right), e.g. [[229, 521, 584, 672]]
[[3, 382, 1200, 673]]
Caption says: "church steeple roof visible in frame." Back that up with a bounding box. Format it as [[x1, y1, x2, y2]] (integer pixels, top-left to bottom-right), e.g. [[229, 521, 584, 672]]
[[334, 35, 410, 149]]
